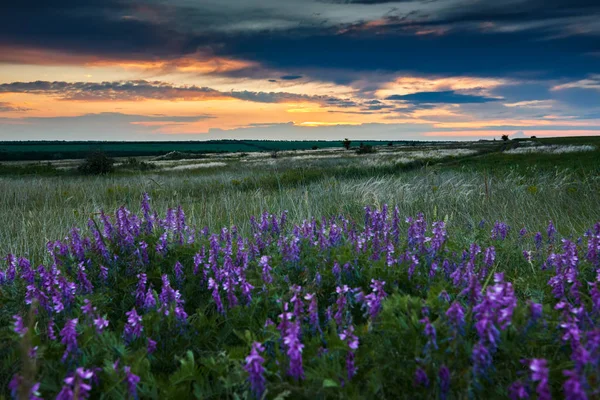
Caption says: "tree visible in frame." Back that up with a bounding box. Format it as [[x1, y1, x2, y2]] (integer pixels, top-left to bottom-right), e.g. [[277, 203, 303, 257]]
[[501, 134, 509, 142], [342, 138, 352, 150]]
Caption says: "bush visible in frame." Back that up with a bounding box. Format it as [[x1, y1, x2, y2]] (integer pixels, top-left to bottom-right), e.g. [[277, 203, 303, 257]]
[[121, 157, 156, 171], [78, 151, 114, 175], [356, 144, 376, 154]]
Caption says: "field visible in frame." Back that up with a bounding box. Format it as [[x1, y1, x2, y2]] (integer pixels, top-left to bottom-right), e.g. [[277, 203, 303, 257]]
[[0, 140, 431, 161], [1, 137, 600, 399]]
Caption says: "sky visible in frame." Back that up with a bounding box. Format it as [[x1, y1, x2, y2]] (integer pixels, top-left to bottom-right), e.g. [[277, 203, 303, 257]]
[[0, 0, 599, 141]]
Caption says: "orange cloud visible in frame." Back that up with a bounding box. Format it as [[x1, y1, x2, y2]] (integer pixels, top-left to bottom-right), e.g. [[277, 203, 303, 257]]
[[376, 76, 508, 98], [0, 46, 256, 75]]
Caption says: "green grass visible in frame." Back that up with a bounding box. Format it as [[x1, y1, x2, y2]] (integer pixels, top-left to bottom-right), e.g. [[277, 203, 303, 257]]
[[1, 136, 599, 398]]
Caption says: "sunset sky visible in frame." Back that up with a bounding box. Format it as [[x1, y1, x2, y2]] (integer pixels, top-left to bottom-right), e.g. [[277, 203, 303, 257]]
[[1, 0, 599, 140]]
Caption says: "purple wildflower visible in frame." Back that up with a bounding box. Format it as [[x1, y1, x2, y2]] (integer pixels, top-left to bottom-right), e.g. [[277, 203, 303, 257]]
[[174, 261, 184, 282], [439, 366, 450, 399], [124, 366, 140, 398], [93, 316, 109, 334], [244, 342, 267, 398], [528, 359, 551, 400], [339, 325, 359, 350], [528, 301, 543, 321], [520, 227, 528, 237], [13, 315, 27, 336], [283, 321, 304, 380], [305, 293, 320, 331], [259, 256, 272, 284], [446, 301, 465, 331], [547, 221, 557, 241], [147, 337, 157, 354], [208, 278, 224, 315], [334, 285, 349, 326], [563, 370, 587, 400], [509, 381, 530, 400], [48, 319, 57, 340], [420, 316, 438, 350], [124, 308, 143, 342], [57, 368, 94, 400], [492, 221, 510, 240], [60, 318, 78, 361], [414, 367, 429, 388]]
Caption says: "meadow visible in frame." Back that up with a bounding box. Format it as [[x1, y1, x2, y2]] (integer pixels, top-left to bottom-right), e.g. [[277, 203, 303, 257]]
[[1, 137, 599, 399]]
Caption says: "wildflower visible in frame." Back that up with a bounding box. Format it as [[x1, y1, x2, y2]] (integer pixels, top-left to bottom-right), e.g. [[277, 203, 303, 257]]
[[283, 321, 304, 380], [60, 318, 79, 361], [81, 298, 95, 316], [547, 221, 557, 241], [9, 374, 42, 400], [446, 301, 465, 331], [535, 232, 543, 249], [147, 337, 157, 354], [134, 273, 147, 308], [99, 265, 108, 281], [124, 366, 141, 398], [144, 289, 156, 310], [420, 316, 438, 350], [508, 381, 529, 399], [58, 367, 94, 400], [13, 315, 27, 336], [208, 278, 224, 315], [528, 301, 543, 321], [484, 246, 496, 267], [334, 285, 349, 326], [528, 359, 551, 400], [124, 308, 143, 342], [174, 261, 184, 282], [472, 341, 493, 374], [414, 367, 429, 388], [439, 366, 450, 399], [259, 256, 272, 284], [48, 319, 57, 340], [93, 316, 109, 334], [290, 285, 304, 317], [563, 370, 587, 400], [305, 293, 320, 331], [244, 342, 267, 398], [492, 221, 510, 240], [520, 227, 528, 237], [339, 325, 359, 350]]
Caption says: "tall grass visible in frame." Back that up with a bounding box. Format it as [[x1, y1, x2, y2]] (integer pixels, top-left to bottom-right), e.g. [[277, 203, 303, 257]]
[[1, 165, 598, 263]]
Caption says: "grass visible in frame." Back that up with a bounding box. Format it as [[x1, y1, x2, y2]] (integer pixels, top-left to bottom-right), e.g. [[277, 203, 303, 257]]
[[1, 145, 598, 262], [1, 136, 599, 398]]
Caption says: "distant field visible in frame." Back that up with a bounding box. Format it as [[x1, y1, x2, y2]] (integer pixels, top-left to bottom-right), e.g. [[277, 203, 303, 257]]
[[0, 139, 438, 161]]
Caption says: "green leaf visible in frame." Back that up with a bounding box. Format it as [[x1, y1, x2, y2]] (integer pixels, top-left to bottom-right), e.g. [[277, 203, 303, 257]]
[[323, 379, 338, 388]]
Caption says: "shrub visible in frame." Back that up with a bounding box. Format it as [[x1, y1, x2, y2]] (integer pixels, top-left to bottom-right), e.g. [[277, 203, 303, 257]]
[[356, 144, 376, 154], [121, 157, 156, 171], [343, 138, 352, 150], [501, 134, 510, 142], [77, 151, 114, 175]]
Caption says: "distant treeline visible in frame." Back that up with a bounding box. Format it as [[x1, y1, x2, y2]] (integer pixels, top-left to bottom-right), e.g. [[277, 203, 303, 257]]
[[0, 140, 437, 161]]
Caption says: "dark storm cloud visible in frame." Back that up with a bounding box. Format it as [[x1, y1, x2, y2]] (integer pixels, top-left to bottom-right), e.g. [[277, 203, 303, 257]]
[[0, 0, 597, 80], [0, 80, 351, 105], [385, 90, 498, 103], [280, 75, 303, 80]]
